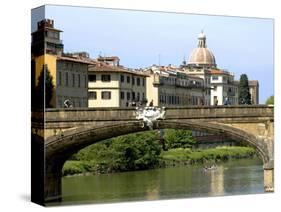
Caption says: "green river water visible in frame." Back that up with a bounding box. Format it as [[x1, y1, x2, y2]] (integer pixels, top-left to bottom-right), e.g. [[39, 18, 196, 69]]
[[60, 157, 264, 205]]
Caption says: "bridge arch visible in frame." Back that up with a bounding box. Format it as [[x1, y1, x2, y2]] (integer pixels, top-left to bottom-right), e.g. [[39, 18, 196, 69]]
[[44, 119, 272, 202], [46, 120, 269, 163]]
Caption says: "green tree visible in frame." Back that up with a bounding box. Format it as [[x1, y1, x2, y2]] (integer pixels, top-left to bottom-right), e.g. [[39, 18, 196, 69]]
[[164, 129, 196, 149], [238, 74, 251, 104], [72, 131, 162, 171], [110, 131, 162, 171], [35, 65, 54, 108], [265, 95, 274, 105]]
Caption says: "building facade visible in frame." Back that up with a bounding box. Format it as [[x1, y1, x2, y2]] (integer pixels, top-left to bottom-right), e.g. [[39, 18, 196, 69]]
[[88, 62, 147, 108], [31, 19, 91, 108], [56, 56, 90, 108], [145, 65, 206, 107], [210, 69, 238, 105], [249, 80, 259, 104]]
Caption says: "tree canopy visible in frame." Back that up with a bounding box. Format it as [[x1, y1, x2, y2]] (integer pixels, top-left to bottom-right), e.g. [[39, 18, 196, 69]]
[[164, 129, 196, 149], [238, 74, 251, 104], [265, 96, 274, 105], [35, 65, 54, 108]]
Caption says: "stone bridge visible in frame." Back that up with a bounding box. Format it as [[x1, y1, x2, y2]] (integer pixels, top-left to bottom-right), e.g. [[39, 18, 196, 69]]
[[31, 105, 274, 204]]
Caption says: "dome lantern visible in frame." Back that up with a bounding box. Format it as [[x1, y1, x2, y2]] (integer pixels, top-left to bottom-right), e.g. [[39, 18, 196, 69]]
[[198, 30, 206, 48]]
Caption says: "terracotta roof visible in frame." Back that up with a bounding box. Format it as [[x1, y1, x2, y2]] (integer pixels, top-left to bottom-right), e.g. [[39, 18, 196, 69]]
[[57, 56, 96, 65], [97, 56, 120, 61], [210, 69, 230, 75], [89, 63, 149, 77]]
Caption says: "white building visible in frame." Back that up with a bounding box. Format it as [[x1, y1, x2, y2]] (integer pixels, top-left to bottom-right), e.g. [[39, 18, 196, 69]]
[[210, 69, 238, 105]]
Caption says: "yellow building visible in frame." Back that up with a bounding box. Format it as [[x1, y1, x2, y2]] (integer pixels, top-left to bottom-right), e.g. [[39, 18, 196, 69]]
[[88, 62, 148, 108], [31, 19, 92, 108]]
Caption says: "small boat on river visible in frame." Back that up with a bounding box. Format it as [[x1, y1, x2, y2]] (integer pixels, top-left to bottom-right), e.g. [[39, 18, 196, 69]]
[[203, 164, 217, 172]]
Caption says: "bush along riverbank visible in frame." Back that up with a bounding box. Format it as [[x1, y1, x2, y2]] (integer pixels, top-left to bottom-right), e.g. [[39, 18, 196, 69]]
[[62, 130, 258, 176], [158, 146, 256, 167]]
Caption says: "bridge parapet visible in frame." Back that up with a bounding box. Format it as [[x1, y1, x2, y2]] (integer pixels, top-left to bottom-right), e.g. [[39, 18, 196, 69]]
[[38, 105, 273, 123]]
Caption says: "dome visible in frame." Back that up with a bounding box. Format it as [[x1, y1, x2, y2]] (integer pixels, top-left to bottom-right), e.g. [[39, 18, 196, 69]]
[[187, 32, 216, 67], [187, 48, 216, 66]]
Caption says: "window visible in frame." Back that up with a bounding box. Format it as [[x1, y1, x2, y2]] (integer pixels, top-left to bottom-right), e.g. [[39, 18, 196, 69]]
[[72, 73, 75, 87], [84, 75, 87, 88], [101, 74, 111, 82], [88, 74, 96, 82], [137, 92, 140, 101], [101, 91, 111, 99], [137, 77, 140, 86], [65, 72, 68, 86], [120, 75, 124, 82], [142, 78, 145, 86], [88, 91, 97, 99], [132, 92, 135, 100], [120, 91, 125, 99], [132, 76, 135, 85], [58, 71, 62, 86], [127, 76, 130, 83], [168, 96, 171, 104], [78, 74, 81, 87], [127, 92, 130, 100], [212, 76, 218, 80]]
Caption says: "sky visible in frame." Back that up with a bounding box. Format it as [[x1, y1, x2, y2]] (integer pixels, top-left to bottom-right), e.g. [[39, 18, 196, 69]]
[[31, 5, 274, 103]]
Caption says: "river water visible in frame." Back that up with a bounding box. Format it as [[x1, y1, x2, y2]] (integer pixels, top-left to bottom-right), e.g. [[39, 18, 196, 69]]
[[61, 158, 264, 205]]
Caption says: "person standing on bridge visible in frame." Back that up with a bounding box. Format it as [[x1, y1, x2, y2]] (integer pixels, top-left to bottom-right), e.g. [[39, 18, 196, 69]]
[[149, 100, 154, 107], [214, 99, 218, 106]]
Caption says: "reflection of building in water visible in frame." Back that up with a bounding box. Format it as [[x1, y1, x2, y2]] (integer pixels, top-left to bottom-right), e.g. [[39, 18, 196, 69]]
[[209, 167, 225, 196], [146, 185, 160, 200]]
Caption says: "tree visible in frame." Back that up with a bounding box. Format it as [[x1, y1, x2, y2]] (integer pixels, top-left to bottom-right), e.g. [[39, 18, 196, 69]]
[[238, 74, 251, 104], [35, 65, 54, 108], [265, 96, 274, 105], [73, 131, 162, 171], [164, 129, 196, 149]]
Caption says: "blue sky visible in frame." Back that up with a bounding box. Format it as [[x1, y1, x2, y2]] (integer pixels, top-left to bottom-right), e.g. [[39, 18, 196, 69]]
[[32, 5, 274, 103]]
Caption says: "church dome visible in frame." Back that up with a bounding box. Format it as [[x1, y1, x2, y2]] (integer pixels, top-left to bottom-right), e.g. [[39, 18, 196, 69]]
[[187, 31, 216, 68]]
